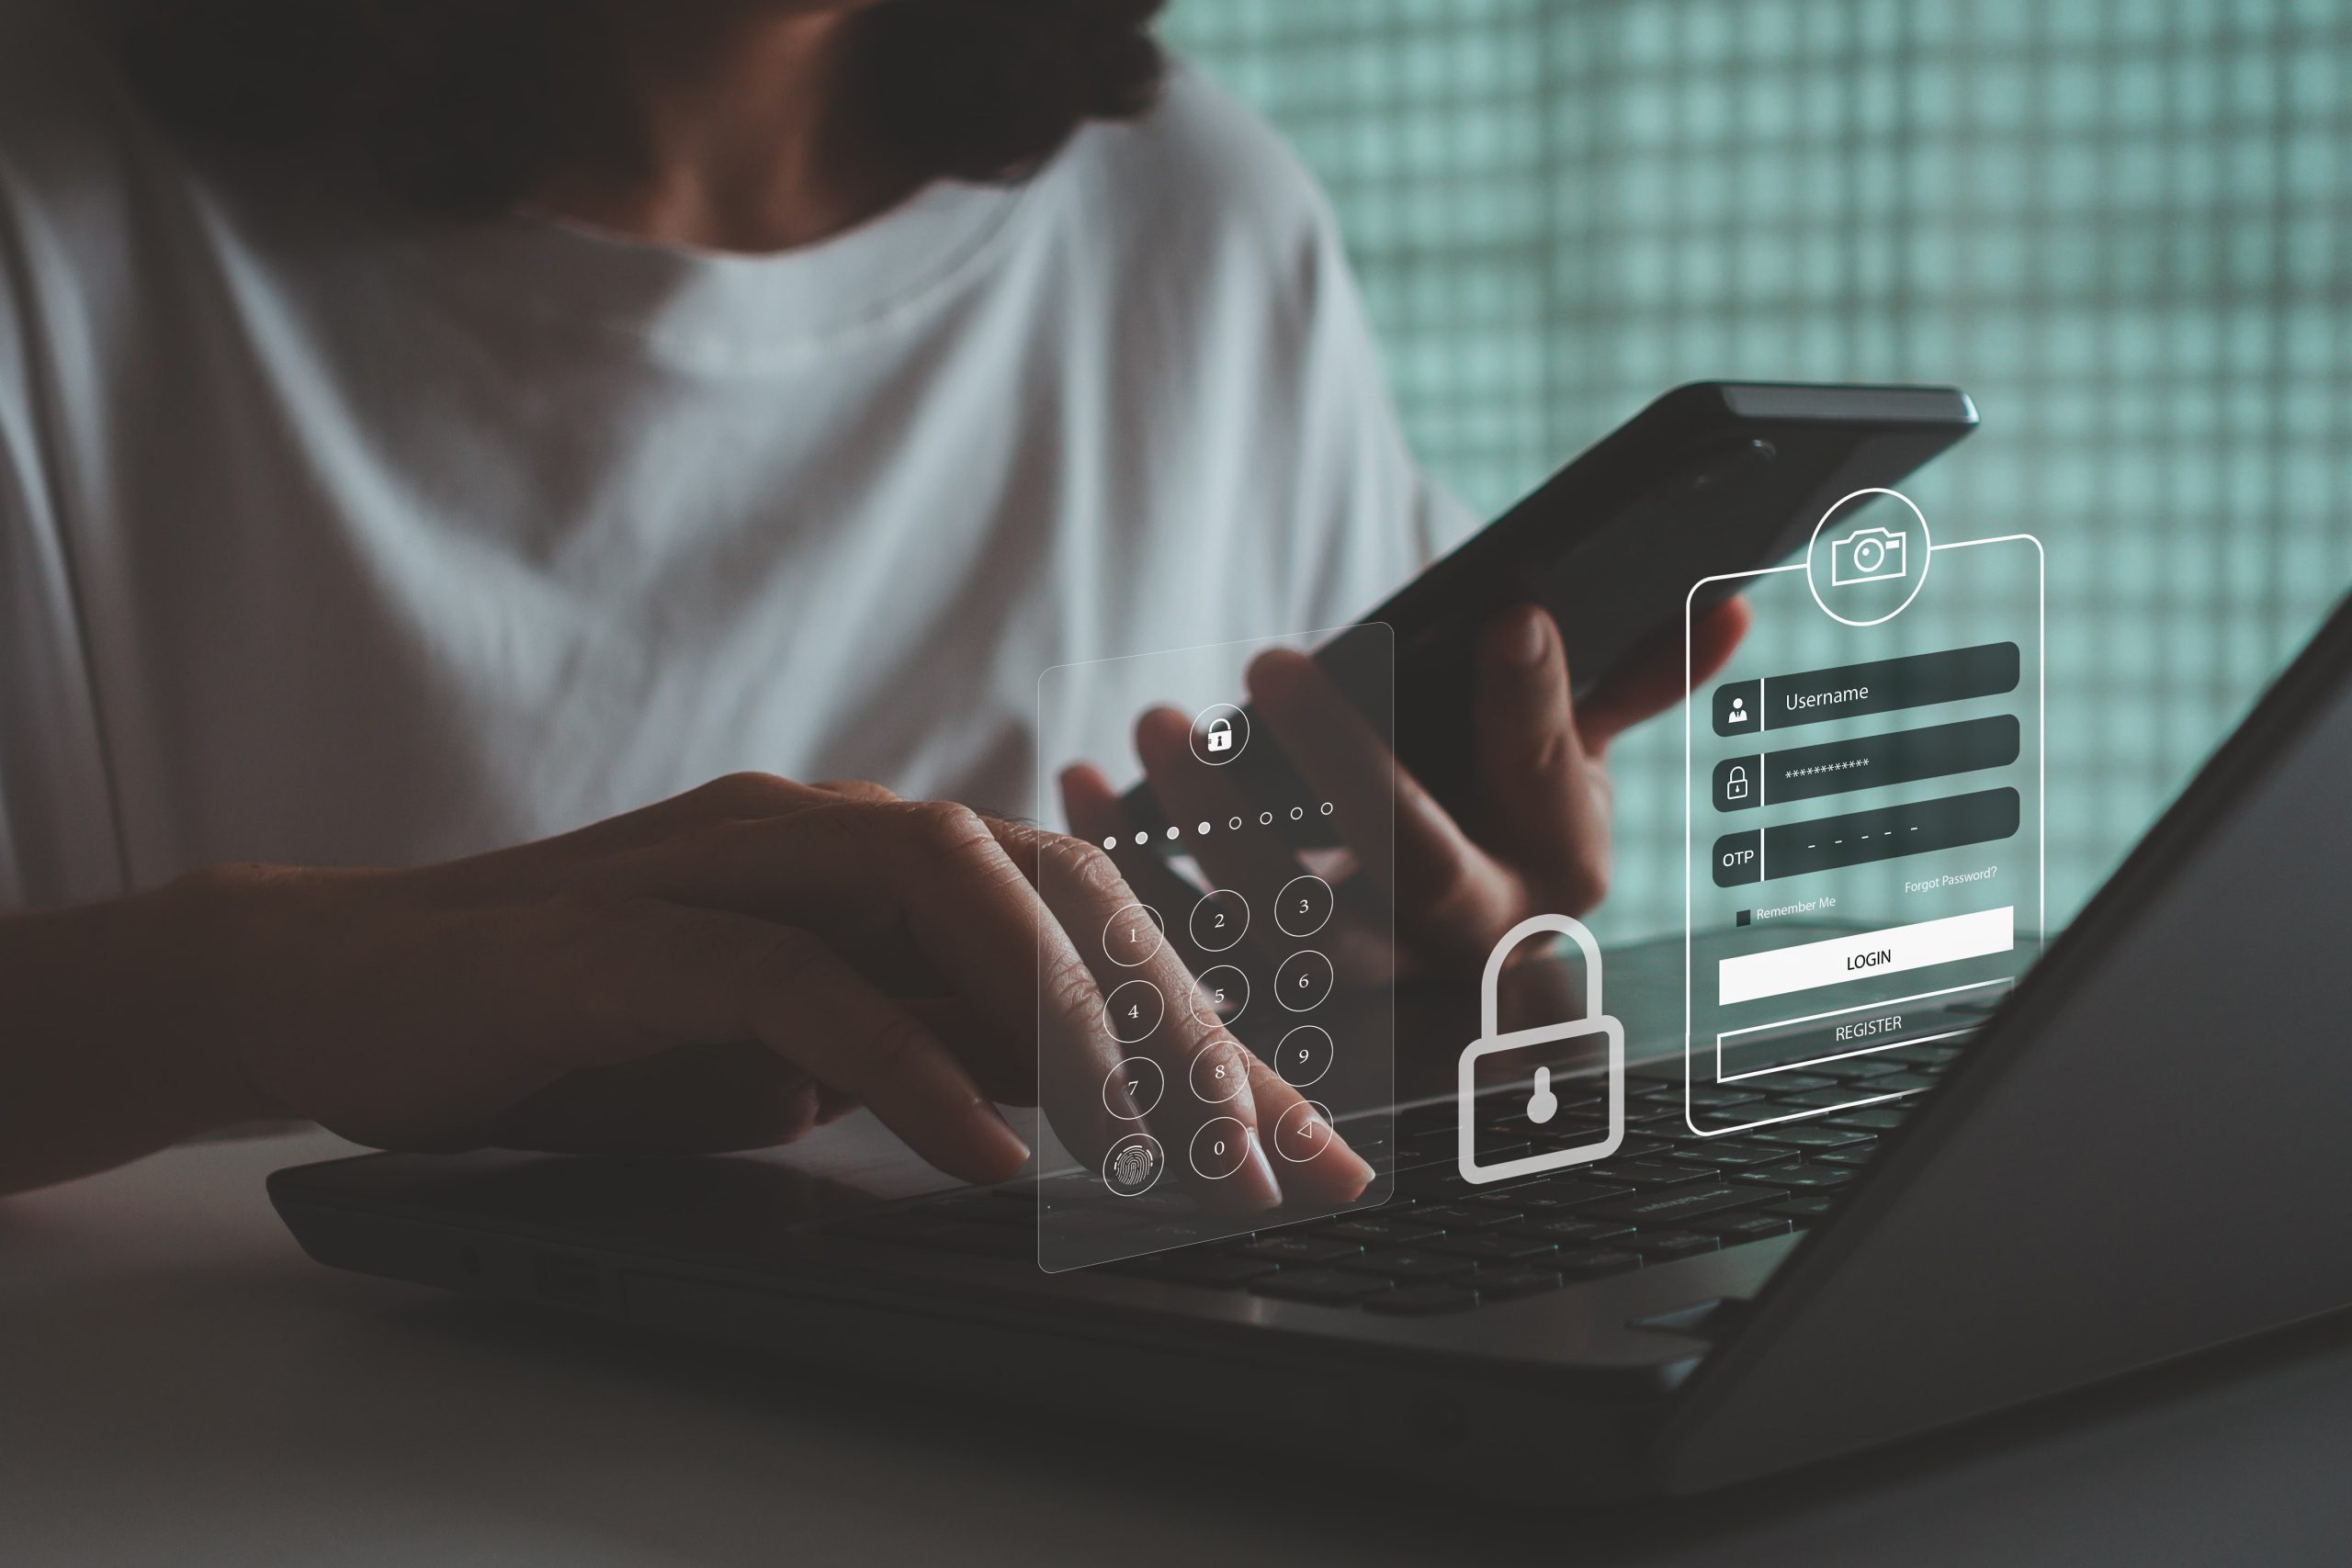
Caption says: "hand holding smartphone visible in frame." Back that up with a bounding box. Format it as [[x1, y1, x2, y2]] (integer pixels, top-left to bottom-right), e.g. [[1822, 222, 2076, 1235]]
[[1117, 380, 1977, 847]]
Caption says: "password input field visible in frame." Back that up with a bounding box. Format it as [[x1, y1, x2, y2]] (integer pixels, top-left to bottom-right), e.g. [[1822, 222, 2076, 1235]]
[[1717, 906, 2015, 1007], [1713, 715, 2019, 813]]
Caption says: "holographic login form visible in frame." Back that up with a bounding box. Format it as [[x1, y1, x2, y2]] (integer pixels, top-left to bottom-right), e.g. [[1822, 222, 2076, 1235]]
[[1686, 495, 2042, 1135]]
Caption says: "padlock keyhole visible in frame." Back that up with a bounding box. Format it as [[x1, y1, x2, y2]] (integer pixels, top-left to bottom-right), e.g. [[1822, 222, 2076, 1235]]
[[1526, 1066, 1558, 1125]]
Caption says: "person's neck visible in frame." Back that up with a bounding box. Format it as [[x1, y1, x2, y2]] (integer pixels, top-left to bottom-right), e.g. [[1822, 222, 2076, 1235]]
[[529, 9, 916, 254]]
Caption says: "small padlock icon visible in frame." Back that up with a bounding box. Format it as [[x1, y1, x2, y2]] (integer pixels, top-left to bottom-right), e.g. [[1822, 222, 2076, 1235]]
[[1456, 913, 1625, 1185], [1725, 764, 1749, 801], [1204, 717, 1234, 753]]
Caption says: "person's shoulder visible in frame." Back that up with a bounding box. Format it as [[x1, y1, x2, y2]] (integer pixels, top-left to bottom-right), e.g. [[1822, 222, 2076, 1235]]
[[1095, 63, 1332, 229], [1053, 61, 1342, 282]]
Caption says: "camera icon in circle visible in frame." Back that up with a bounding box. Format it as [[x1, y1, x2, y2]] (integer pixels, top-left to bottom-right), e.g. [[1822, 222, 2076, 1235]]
[[1830, 525, 1908, 587]]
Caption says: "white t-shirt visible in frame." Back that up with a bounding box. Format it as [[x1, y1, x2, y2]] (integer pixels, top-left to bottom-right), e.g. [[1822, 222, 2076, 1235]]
[[0, 9, 1464, 910]]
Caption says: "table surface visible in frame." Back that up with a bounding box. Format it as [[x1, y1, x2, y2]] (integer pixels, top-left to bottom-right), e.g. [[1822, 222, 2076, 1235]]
[[6, 1121, 2349, 1568]]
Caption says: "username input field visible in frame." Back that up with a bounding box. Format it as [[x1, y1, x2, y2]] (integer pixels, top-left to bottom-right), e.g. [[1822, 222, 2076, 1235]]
[[1712, 642, 2020, 737], [1717, 906, 2015, 1007]]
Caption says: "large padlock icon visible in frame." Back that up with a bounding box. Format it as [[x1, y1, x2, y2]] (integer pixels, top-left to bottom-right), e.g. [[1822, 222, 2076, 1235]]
[[1456, 913, 1625, 1185], [1725, 764, 1749, 801], [1204, 717, 1234, 753]]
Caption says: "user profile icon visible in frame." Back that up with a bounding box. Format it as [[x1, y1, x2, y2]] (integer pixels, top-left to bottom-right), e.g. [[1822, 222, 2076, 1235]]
[[1713, 679, 1762, 737]]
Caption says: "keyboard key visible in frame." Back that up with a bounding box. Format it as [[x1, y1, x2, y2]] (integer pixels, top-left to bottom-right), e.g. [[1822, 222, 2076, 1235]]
[[1812, 1057, 1905, 1081], [1688, 1116, 1782, 1140], [1340, 1249, 1479, 1281], [1555, 1247, 1645, 1279], [1035, 1174, 1107, 1204], [1622, 1229, 1719, 1260], [1403, 1202, 1518, 1231], [1111, 1251, 1277, 1287], [1383, 1148, 1455, 1177], [1363, 1286, 1480, 1315], [1772, 1088, 1888, 1110], [1589, 1159, 1716, 1188], [925, 1195, 1032, 1226], [1689, 1213, 1792, 1243], [1250, 1269, 1394, 1305], [1464, 1186, 1551, 1208], [1526, 1111, 1611, 1134], [922, 1225, 1036, 1259], [1470, 1269, 1568, 1301], [1748, 1124, 1874, 1150], [1045, 1207, 1156, 1236], [1679, 1085, 1769, 1109], [829, 1216, 1026, 1258], [1317, 1216, 1442, 1247], [1769, 1166, 1858, 1190], [1750, 1072, 1839, 1092], [1669, 1145, 1797, 1170], [1500, 1179, 1634, 1210], [1238, 1235, 1363, 1266], [1881, 1043, 1964, 1066], [1396, 1167, 1478, 1198], [1870, 1071, 1942, 1093], [1765, 1195, 1838, 1220], [1812, 1147, 1880, 1168], [1506, 1215, 1636, 1246], [1425, 1232, 1560, 1263], [1579, 1183, 1788, 1226], [1824, 1107, 1909, 1132]]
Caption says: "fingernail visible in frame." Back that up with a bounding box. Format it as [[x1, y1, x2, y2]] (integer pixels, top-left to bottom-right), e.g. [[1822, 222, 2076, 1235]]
[[1498, 609, 1548, 667], [966, 1107, 1032, 1182], [1321, 1129, 1376, 1200], [1235, 1126, 1284, 1211]]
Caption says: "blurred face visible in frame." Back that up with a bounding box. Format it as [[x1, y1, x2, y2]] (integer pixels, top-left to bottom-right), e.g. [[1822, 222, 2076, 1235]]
[[117, 0, 1170, 220], [671, 0, 889, 17]]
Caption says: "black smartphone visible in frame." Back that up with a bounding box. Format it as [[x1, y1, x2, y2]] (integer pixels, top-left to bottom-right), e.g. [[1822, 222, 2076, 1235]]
[[1117, 380, 1979, 848]]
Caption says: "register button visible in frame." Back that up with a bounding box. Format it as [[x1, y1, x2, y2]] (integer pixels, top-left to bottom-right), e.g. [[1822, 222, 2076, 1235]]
[[1717, 906, 2015, 1007], [1716, 978, 2012, 1078]]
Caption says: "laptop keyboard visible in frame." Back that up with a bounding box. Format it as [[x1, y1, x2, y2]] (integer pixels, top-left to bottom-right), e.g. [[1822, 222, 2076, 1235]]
[[824, 1032, 1973, 1315]]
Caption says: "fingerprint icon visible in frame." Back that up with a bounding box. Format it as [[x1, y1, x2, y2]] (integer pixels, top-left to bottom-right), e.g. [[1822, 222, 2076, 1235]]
[[1112, 1144, 1155, 1190]]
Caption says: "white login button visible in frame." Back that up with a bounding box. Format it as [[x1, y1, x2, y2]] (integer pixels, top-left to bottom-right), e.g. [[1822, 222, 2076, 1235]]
[[1718, 906, 2014, 1007]]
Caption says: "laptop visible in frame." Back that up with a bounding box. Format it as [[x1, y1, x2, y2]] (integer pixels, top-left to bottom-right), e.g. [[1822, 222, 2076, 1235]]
[[267, 589, 2352, 1497]]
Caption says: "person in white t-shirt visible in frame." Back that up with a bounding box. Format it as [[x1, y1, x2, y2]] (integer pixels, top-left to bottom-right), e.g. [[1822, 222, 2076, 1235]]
[[0, 0, 1746, 1197]]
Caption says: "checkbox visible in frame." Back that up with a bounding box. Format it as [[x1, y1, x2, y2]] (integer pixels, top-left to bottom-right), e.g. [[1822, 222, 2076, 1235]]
[[1735, 909, 1752, 927]]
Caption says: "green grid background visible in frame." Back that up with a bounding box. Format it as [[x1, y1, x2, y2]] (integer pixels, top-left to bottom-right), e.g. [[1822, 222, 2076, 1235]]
[[1167, 0, 2352, 941]]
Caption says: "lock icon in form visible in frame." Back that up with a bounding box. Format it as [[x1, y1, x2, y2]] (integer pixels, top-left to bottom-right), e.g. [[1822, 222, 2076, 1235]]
[[1204, 717, 1234, 753], [1455, 913, 1625, 1185], [1725, 764, 1749, 801]]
